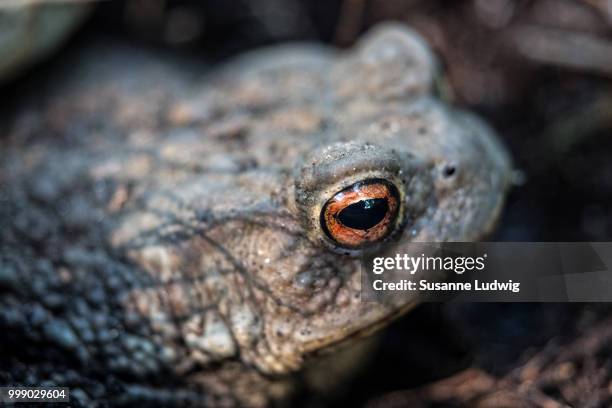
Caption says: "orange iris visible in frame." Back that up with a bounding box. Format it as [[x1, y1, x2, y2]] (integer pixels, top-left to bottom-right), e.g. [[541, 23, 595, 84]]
[[321, 179, 399, 248]]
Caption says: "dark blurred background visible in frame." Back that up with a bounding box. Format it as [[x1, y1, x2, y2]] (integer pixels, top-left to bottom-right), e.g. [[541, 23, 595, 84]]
[[3, 1, 612, 406]]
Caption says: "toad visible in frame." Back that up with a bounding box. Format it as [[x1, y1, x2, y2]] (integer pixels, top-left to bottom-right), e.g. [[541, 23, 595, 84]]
[[0, 23, 511, 407]]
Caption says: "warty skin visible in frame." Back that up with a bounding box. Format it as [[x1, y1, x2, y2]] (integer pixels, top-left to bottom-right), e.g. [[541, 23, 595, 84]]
[[0, 23, 511, 406]]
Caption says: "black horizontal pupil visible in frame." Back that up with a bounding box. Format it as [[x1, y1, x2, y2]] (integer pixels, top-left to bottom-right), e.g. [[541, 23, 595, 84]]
[[337, 198, 388, 230]]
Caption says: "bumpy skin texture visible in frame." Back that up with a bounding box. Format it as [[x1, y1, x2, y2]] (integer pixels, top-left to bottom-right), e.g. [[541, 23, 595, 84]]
[[0, 24, 511, 407]]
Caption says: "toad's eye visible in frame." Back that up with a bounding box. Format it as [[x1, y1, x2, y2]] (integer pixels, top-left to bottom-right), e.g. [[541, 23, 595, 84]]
[[320, 179, 400, 248]]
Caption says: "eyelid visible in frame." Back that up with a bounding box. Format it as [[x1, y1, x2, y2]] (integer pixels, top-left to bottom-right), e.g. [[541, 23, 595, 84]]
[[294, 142, 424, 255]]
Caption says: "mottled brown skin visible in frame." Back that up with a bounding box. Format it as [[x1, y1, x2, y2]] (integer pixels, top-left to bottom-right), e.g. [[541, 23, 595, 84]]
[[0, 24, 511, 406]]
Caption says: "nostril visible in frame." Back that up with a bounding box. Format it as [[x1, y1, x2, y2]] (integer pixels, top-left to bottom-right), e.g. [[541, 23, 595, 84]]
[[443, 164, 456, 178]]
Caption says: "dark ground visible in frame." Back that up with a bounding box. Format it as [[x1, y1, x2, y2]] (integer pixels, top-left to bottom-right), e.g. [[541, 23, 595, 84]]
[[3, 0, 612, 407]]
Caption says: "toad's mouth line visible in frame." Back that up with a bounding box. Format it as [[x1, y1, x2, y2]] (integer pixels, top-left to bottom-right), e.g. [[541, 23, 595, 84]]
[[301, 299, 421, 357]]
